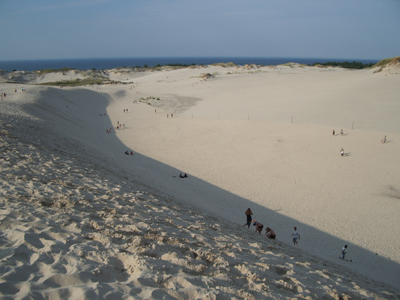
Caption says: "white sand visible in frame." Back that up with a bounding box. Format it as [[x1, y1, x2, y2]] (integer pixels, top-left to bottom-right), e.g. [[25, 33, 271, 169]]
[[0, 63, 399, 299]]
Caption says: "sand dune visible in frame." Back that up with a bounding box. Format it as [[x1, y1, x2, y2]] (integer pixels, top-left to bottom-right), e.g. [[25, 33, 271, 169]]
[[0, 63, 399, 299]]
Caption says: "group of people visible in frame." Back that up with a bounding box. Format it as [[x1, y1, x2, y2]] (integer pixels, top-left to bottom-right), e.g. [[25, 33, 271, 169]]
[[115, 121, 126, 130], [333, 129, 346, 157], [334, 129, 388, 157], [332, 129, 344, 136], [1, 88, 26, 99], [244, 208, 351, 259], [243, 208, 294, 241]]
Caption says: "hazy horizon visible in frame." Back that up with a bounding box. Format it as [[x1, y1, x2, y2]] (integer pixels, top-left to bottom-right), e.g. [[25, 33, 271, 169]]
[[1, 1, 399, 61], [0, 55, 383, 62]]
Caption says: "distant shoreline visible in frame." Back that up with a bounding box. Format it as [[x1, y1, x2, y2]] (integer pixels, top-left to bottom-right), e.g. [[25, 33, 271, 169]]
[[0, 57, 379, 72]]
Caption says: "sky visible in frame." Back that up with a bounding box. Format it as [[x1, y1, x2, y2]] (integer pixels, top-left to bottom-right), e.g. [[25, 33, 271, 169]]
[[0, 0, 399, 61]]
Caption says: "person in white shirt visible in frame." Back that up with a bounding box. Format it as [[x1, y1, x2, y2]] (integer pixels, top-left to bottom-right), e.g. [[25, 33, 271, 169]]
[[341, 245, 348, 260], [292, 227, 300, 245]]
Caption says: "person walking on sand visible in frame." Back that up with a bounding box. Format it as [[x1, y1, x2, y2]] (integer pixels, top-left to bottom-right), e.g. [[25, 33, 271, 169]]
[[341, 245, 348, 260], [265, 227, 276, 239], [253, 220, 263, 234], [341, 129, 344, 136], [332, 129, 335, 136], [243, 208, 253, 228], [340, 148, 344, 157], [292, 227, 300, 245], [381, 135, 387, 144]]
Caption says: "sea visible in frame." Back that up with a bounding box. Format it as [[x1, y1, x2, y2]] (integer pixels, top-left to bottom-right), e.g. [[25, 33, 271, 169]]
[[0, 57, 379, 72]]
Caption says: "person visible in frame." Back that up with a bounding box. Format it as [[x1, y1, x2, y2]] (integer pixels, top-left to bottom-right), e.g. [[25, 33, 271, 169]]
[[179, 172, 187, 178], [341, 245, 348, 259], [243, 208, 253, 228], [130, 151, 134, 155], [332, 129, 335, 136], [292, 227, 300, 245], [340, 148, 344, 157], [340, 129, 344, 136], [381, 135, 387, 143], [253, 220, 263, 234], [125, 151, 129, 155], [265, 227, 276, 239]]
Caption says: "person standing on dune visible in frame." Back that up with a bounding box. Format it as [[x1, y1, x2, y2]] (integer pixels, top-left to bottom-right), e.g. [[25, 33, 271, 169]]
[[292, 227, 300, 245], [243, 208, 253, 228], [341, 245, 348, 260]]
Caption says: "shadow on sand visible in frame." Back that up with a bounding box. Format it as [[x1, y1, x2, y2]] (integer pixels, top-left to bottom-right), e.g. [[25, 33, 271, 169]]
[[22, 87, 400, 289]]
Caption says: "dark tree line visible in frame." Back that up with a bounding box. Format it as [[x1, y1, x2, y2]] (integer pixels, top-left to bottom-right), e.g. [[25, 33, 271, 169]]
[[309, 61, 375, 69]]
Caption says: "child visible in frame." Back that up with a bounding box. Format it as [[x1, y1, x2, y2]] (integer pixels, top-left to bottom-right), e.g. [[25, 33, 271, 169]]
[[341, 245, 348, 259], [292, 227, 300, 245], [265, 227, 276, 239], [253, 220, 263, 234]]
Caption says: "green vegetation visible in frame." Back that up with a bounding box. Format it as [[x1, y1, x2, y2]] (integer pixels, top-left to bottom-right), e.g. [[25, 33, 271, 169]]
[[37, 78, 109, 87], [200, 73, 214, 80], [309, 61, 374, 69], [138, 96, 160, 101], [373, 56, 400, 68], [165, 63, 197, 67], [36, 68, 76, 75], [211, 62, 237, 68], [137, 96, 160, 106], [282, 63, 307, 68]]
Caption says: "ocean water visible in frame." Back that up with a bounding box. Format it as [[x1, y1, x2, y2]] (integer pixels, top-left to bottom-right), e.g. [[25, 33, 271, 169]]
[[0, 57, 379, 72]]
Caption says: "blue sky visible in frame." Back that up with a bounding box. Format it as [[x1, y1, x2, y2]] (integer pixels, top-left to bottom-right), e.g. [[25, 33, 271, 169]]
[[1, 0, 399, 60]]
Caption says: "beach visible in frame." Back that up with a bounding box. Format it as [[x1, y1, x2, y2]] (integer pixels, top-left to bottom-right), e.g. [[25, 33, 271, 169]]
[[1, 62, 399, 299]]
